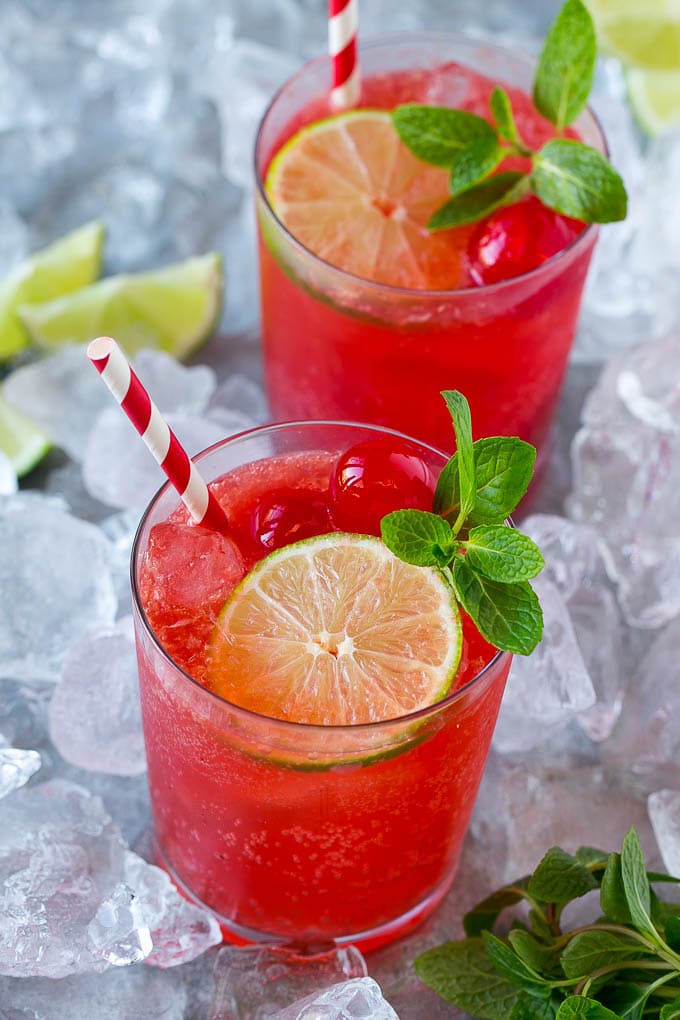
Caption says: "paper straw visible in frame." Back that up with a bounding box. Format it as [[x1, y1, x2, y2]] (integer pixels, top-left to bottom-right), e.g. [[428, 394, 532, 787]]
[[87, 337, 229, 533], [328, 0, 360, 110]]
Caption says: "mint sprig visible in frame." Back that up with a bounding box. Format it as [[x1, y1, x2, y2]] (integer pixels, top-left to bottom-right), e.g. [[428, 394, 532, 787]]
[[391, 0, 627, 227], [380, 390, 544, 655], [415, 827, 680, 1019]]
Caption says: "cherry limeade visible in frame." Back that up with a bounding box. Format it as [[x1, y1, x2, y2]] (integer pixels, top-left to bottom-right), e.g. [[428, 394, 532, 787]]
[[256, 41, 602, 462], [132, 425, 511, 948]]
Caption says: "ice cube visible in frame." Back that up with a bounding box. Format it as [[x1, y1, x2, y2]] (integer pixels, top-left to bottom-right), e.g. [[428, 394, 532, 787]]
[[99, 509, 140, 617], [0, 198, 29, 275], [271, 978, 399, 1020], [0, 494, 117, 681], [209, 944, 367, 1019], [492, 576, 595, 755], [0, 451, 18, 495], [82, 410, 226, 510], [648, 789, 680, 879], [0, 736, 41, 799], [206, 372, 268, 430], [48, 618, 146, 776]]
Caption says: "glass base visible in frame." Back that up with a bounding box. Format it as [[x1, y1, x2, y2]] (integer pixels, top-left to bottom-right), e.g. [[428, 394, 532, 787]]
[[154, 838, 457, 953]]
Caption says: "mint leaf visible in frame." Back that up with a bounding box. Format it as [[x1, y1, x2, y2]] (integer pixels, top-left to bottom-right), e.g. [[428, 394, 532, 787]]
[[392, 104, 496, 168], [666, 915, 680, 953], [380, 509, 455, 567], [511, 993, 561, 1019], [560, 930, 647, 979], [600, 853, 633, 926], [434, 436, 536, 525], [441, 390, 475, 527], [531, 140, 627, 224], [449, 136, 504, 196], [508, 930, 563, 976], [620, 828, 655, 937], [600, 983, 650, 1018], [429, 171, 527, 230], [533, 0, 597, 130], [452, 558, 543, 654], [415, 939, 521, 1019], [464, 526, 544, 582], [490, 86, 519, 144], [660, 999, 680, 1019], [556, 996, 623, 1019], [482, 933, 550, 992], [576, 846, 611, 871], [528, 846, 598, 905], [464, 881, 531, 937]]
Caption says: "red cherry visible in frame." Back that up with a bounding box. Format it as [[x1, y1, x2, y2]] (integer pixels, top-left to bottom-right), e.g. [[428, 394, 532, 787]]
[[330, 438, 435, 535], [467, 196, 585, 286], [251, 487, 332, 551]]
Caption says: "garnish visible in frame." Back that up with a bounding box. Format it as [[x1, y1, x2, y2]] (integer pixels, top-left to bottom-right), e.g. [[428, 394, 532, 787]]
[[392, 0, 628, 228], [414, 827, 680, 1019], [380, 390, 544, 655]]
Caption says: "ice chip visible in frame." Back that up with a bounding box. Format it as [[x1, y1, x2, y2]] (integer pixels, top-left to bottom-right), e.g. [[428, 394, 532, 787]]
[[209, 943, 367, 1019], [648, 790, 680, 879], [87, 883, 152, 966], [493, 576, 595, 754], [48, 619, 146, 776], [271, 978, 399, 1020], [0, 199, 29, 275], [0, 451, 18, 495], [82, 410, 226, 510], [0, 739, 41, 799], [0, 495, 117, 681], [132, 349, 216, 414], [206, 372, 268, 432]]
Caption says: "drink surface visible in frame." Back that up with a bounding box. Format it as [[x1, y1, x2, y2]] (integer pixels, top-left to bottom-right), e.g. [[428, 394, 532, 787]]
[[135, 439, 510, 946], [257, 56, 599, 458]]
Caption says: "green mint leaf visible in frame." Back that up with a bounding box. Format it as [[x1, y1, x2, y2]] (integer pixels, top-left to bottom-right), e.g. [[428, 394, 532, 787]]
[[600, 983, 650, 1018], [508, 930, 563, 977], [429, 171, 527, 230], [533, 0, 597, 130], [490, 86, 519, 144], [415, 938, 521, 1020], [665, 915, 680, 953], [449, 135, 504, 196], [380, 509, 455, 567], [576, 846, 611, 871], [392, 104, 496, 168], [600, 853, 633, 926], [441, 390, 475, 526], [556, 996, 623, 1019], [464, 881, 531, 937], [482, 932, 550, 992], [528, 846, 598, 905], [434, 436, 536, 525], [511, 992, 561, 1020], [660, 998, 680, 1020], [531, 140, 628, 224], [464, 526, 545, 582], [452, 558, 543, 655], [529, 907, 555, 942], [620, 827, 655, 937], [560, 930, 647, 979]]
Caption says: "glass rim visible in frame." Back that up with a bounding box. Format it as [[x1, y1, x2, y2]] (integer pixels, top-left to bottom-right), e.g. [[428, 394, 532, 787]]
[[254, 28, 606, 299], [130, 418, 509, 735]]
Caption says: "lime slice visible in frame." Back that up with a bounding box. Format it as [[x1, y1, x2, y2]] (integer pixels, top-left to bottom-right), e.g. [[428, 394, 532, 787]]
[[0, 221, 104, 361], [208, 533, 462, 726], [627, 68, 680, 135], [18, 253, 223, 360], [587, 0, 680, 71], [265, 110, 469, 290], [0, 390, 51, 477]]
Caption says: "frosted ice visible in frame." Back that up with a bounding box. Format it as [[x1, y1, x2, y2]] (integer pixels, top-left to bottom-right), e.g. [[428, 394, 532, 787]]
[[271, 978, 399, 1020], [648, 790, 680, 880], [48, 618, 146, 776], [206, 372, 268, 431], [0, 735, 41, 799], [0, 199, 29, 275], [99, 510, 141, 616], [0, 966, 187, 1019], [209, 944, 367, 1019], [568, 332, 680, 628], [522, 514, 626, 741], [493, 576, 595, 755], [0, 451, 18, 494], [0, 495, 117, 681], [133, 350, 217, 414], [0, 779, 219, 978], [82, 410, 226, 510]]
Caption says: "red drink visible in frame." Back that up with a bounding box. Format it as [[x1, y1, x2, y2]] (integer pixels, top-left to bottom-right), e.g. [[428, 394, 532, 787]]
[[255, 34, 604, 465], [132, 422, 511, 949]]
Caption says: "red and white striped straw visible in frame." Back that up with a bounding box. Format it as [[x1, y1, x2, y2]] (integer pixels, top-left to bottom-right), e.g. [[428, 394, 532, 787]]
[[328, 0, 360, 110], [87, 337, 229, 534]]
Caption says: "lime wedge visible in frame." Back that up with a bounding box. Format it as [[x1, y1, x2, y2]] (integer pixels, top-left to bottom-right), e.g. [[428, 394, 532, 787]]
[[587, 0, 680, 71], [18, 253, 223, 360], [209, 533, 462, 726], [0, 222, 104, 361], [0, 390, 51, 477], [627, 68, 680, 135]]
